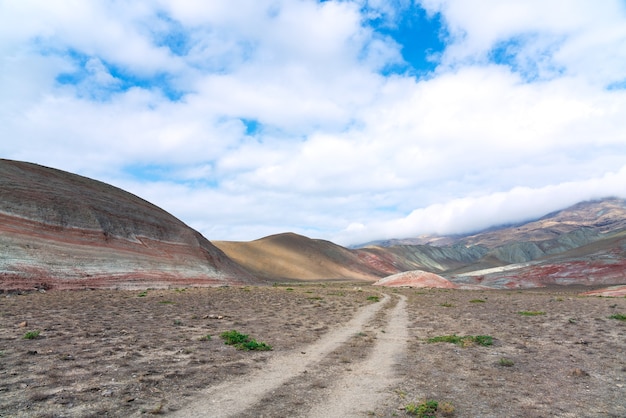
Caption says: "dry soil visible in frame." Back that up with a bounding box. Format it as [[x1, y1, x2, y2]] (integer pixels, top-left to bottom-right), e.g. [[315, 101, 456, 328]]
[[1, 284, 625, 417]]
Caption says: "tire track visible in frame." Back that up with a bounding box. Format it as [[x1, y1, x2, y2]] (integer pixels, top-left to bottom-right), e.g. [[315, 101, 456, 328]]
[[306, 294, 408, 417], [173, 293, 392, 418]]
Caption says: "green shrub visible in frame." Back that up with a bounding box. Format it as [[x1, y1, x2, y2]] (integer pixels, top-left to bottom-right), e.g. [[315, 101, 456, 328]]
[[518, 311, 545, 316], [137, 291, 148, 297], [473, 335, 493, 346], [23, 330, 40, 340], [427, 334, 493, 347], [608, 313, 626, 321], [367, 295, 380, 302], [499, 358, 515, 367], [405, 399, 454, 417], [469, 299, 485, 303], [220, 330, 272, 351]]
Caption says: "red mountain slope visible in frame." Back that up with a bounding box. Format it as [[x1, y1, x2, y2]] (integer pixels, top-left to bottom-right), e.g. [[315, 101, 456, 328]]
[[0, 159, 255, 290]]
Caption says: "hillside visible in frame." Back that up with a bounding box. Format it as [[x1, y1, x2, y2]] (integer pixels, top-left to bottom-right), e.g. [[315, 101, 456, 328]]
[[2, 158, 624, 290], [361, 198, 626, 268], [449, 229, 626, 289], [0, 159, 255, 290], [213, 199, 626, 288], [213, 233, 398, 281]]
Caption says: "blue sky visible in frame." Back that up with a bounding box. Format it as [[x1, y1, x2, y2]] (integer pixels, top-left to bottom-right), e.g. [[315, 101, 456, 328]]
[[2, 0, 626, 245]]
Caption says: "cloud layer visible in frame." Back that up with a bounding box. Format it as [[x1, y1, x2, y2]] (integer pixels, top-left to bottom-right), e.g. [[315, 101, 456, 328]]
[[2, 0, 626, 245]]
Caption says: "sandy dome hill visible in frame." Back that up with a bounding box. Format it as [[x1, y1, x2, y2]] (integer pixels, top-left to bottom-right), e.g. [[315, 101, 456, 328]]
[[374, 270, 458, 289], [0, 159, 255, 290]]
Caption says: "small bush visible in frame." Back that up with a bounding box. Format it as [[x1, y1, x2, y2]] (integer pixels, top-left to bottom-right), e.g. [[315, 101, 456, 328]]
[[518, 311, 545, 316], [608, 313, 626, 321], [220, 330, 272, 351], [137, 291, 148, 297], [23, 330, 40, 340], [499, 358, 515, 367], [367, 295, 380, 302], [440, 302, 454, 307], [406, 399, 454, 417], [473, 335, 493, 346], [427, 334, 493, 347], [221, 330, 249, 345], [469, 299, 485, 303]]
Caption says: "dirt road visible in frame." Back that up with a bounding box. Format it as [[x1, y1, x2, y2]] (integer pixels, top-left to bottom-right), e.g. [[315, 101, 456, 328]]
[[174, 293, 408, 417], [307, 294, 408, 417]]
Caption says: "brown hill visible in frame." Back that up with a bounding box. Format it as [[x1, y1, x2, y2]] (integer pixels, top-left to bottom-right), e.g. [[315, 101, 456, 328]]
[[0, 159, 255, 290], [211, 199, 626, 288], [213, 233, 399, 282]]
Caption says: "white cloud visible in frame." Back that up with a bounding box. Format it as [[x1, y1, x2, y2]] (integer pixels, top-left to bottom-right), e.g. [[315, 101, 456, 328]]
[[335, 165, 626, 245], [420, 0, 626, 83], [2, 0, 626, 247]]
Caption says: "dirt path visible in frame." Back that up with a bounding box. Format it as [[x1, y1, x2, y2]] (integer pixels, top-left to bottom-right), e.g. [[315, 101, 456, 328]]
[[307, 294, 408, 417], [173, 292, 396, 418]]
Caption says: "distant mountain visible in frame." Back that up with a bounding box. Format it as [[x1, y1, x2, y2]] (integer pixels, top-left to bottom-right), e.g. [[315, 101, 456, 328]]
[[358, 198, 626, 270], [213, 233, 398, 282], [361, 198, 626, 289], [361, 198, 626, 249], [0, 159, 255, 290], [208, 198, 626, 288], [453, 197, 626, 248], [448, 229, 626, 289]]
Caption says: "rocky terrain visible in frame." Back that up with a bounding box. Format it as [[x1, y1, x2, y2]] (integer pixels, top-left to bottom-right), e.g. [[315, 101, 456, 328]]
[[0, 160, 255, 290]]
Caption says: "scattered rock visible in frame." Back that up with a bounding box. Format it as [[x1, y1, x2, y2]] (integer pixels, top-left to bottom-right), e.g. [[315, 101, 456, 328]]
[[571, 368, 589, 377], [18, 321, 27, 328]]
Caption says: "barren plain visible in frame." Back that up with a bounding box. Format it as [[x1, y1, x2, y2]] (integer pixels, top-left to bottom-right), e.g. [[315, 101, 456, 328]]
[[1, 284, 625, 417]]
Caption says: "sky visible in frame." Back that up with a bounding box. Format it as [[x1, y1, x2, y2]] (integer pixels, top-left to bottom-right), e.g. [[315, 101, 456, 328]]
[[1, 0, 626, 246]]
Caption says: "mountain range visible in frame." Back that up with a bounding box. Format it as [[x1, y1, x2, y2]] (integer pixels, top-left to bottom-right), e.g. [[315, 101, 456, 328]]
[[1, 159, 625, 291]]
